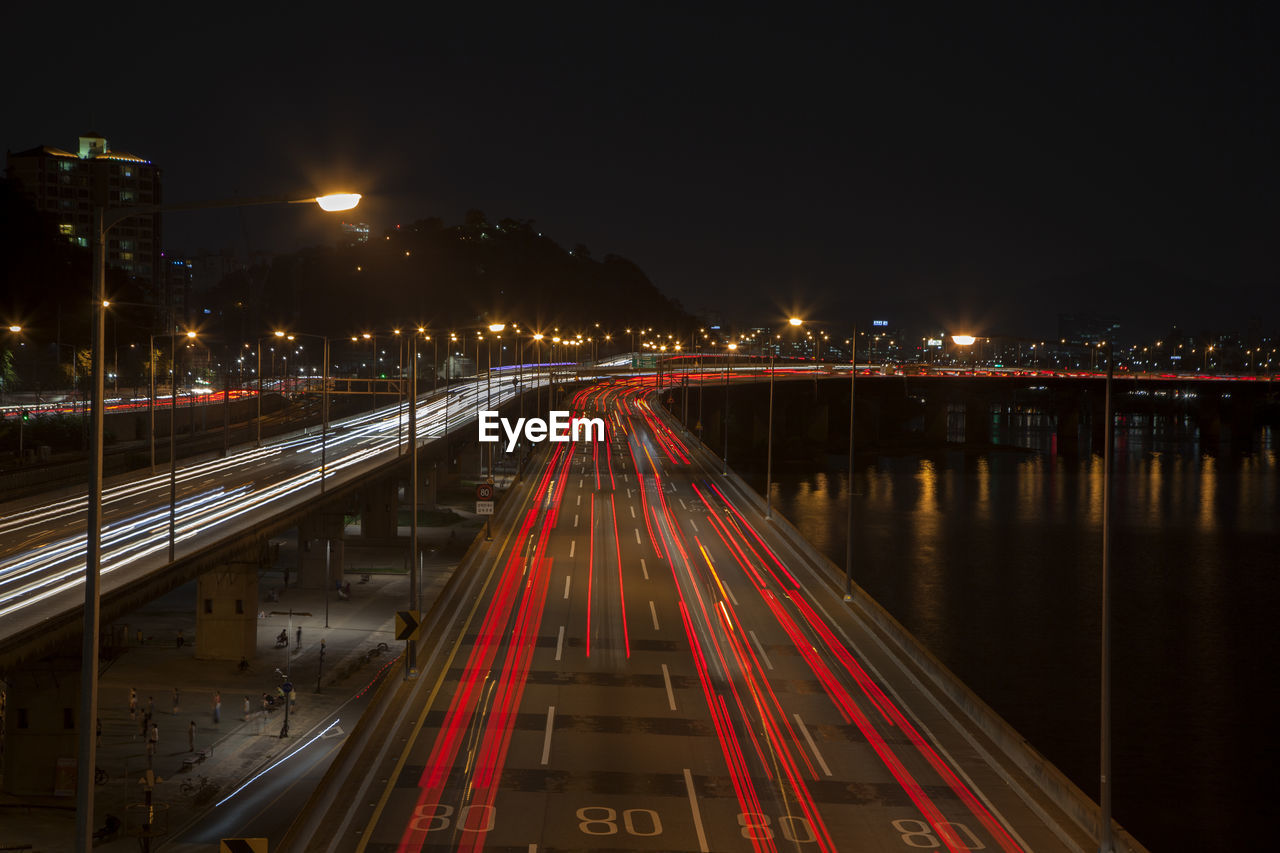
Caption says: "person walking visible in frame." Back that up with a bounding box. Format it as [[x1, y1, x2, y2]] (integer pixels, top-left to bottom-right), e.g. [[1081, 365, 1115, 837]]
[[176, 628, 184, 648], [296, 625, 302, 647], [128, 687, 137, 721], [147, 722, 159, 765], [172, 687, 180, 715], [187, 720, 196, 752], [213, 690, 221, 724], [243, 695, 251, 720]]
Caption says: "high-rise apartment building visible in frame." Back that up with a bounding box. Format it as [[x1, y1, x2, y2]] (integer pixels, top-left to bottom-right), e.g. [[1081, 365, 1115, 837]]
[[6, 132, 163, 303]]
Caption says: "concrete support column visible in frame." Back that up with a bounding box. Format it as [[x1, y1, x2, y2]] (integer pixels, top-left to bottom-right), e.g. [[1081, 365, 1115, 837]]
[[298, 513, 345, 589], [195, 561, 259, 662], [1055, 398, 1081, 455], [924, 398, 948, 443], [964, 401, 988, 444], [1, 667, 80, 795], [359, 478, 398, 541]]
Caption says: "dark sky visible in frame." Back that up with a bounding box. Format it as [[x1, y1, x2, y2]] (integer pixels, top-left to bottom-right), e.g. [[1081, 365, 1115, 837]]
[[4, 5, 1276, 340]]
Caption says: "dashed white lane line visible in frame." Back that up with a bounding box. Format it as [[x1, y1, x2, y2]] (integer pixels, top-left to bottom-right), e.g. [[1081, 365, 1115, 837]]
[[662, 663, 677, 710], [630, 505, 636, 518], [541, 706, 556, 765], [574, 514, 579, 528], [689, 518, 699, 533], [641, 558, 649, 580], [569, 540, 575, 558], [793, 713, 832, 776], [721, 579, 739, 606], [577, 494, 581, 506], [684, 768, 709, 853], [563, 576, 572, 599], [679, 498, 687, 510], [748, 630, 773, 670], [633, 528, 641, 545], [555, 626, 565, 661], [649, 600, 660, 630]]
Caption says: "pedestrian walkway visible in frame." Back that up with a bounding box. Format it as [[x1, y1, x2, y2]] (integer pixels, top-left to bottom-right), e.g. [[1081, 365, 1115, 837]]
[[0, 516, 468, 852]]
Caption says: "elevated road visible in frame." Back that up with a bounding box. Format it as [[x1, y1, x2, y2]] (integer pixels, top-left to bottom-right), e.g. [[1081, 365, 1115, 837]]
[[0, 373, 538, 670], [286, 377, 1144, 852]]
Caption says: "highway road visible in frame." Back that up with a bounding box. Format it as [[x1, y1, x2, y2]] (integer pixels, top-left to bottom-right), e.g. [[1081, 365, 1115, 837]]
[[296, 378, 1088, 853], [0, 373, 538, 655]]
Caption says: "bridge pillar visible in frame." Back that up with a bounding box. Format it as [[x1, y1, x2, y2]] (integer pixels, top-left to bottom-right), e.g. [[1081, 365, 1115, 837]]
[[1055, 398, 1081, 455], [298, 513, 346, 590], [195, 561, 259, 662], [923, 398, 948, 443], [1, 662, 80, 795], [964, 401, 988, 444], [359, 477, 399, 541]]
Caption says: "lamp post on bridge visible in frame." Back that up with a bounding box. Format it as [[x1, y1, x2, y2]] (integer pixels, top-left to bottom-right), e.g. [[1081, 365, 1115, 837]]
[[75, 191, 359, 853], [274, 330, 331, 493], [765, 317, 804, 520]]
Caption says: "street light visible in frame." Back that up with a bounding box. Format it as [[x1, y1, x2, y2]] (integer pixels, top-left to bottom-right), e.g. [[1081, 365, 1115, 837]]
[[77, 189, 359, 853], [765, 318, 804, 519], [275, 330, 331, 492], [722, 342, 737, 475]]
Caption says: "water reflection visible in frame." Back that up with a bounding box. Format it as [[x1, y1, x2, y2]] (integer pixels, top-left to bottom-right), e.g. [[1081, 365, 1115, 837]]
[[768, 422, 1277, 852]]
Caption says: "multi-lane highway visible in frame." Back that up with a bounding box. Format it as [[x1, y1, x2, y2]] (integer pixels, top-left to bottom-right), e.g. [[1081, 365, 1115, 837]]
[[294, 377, 1092, 852], [0, 374, 535, 657]]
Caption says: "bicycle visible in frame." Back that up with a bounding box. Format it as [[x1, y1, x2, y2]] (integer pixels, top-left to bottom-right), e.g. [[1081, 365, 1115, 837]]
[[179, 775, 212, 796]]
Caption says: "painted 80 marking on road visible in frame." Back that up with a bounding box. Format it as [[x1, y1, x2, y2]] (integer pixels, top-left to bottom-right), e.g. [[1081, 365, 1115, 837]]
[[408, 803, 989, 849]]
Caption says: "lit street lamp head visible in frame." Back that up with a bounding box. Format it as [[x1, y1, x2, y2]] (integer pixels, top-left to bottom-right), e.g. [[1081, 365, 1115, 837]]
[[314, 193, 362, 212], [951, 334, 977, 346]]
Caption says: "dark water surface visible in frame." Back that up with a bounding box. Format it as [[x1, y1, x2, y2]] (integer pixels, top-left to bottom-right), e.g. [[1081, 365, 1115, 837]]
[[761, 423, 1277, 852]]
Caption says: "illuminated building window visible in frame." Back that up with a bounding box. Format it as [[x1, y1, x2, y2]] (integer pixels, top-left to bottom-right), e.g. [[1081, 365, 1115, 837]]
[[59, 223, 74, 235]]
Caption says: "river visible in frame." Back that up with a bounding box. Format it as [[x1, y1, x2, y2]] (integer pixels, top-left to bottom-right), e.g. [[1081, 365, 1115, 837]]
[[753, 418, 1276, 852]]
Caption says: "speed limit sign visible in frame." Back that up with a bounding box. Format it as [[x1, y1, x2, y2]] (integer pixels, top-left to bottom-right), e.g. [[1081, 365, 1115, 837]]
[[476, 483, 494, 501]]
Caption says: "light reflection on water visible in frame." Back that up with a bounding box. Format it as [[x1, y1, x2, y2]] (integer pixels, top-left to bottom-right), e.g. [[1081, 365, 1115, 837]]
[[767, 424, 1276, 853]]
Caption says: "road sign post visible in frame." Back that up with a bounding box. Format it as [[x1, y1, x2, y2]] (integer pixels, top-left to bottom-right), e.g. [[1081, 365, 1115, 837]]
[[396, 610, 421, 679]]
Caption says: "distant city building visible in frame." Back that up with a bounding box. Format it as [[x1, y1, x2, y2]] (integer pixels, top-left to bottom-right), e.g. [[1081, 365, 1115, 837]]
[[341, 221, 370, 245], [6, 132, 163, 302], [161, 255, 194, 330]]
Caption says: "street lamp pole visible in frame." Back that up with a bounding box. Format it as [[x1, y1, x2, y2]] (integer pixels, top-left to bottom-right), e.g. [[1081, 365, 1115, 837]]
[[1100, 341, 1115, 853], [844, 321, 856, 600], [74, 191, 360, 853], [722, 342, 736, 476], [408, 329, 419, 676]]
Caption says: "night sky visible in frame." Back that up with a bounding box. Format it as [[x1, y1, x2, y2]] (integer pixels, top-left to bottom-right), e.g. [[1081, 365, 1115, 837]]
[[4, 5, 1277, 339]]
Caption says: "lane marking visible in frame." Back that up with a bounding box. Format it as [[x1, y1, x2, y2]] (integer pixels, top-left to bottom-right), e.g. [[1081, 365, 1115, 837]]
[[633, 528, 641, 545], [721, 579, 739, 606], [748, 630, 773, 670], [649, 600, 660, 630], [626, 488, 632, 498], [662, 663, 677, 711], [794, 713, 833, 776], [574, 513, 579, 528], [684, 768, 709, 853], [577, 494, 581, 506], [555, 626, 564, 661], [540, 706, 556, 765], [630, 505, 636, 518], [640, 558, 649, 580], [689, 518, 699, 533], [569, 540, 575, 558], [679, 498, 687, 510], [563, 576, 571, 600], [578, 478, 583, 488]]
